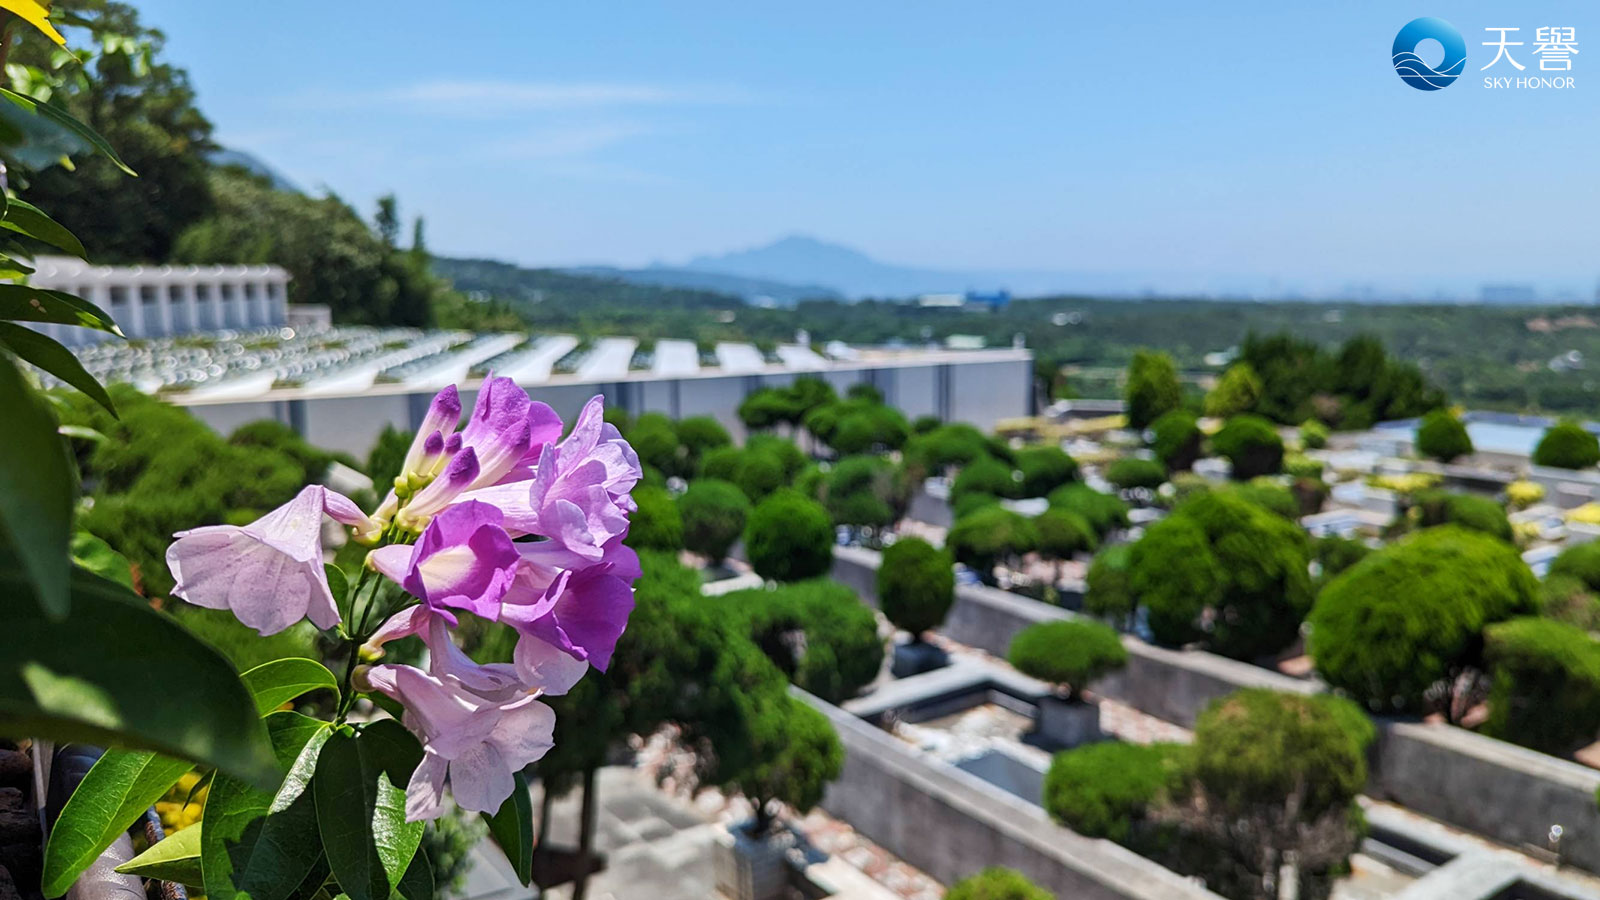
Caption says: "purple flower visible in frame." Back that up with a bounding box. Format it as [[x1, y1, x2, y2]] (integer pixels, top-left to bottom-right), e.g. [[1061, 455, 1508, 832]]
[[365, 663, 555, 821], [368, 501, 519, 622], [366, 603, 588, 698], [499, 538, 639, 672], [166, 485, 370, 636], [399, 386, 461, 484]]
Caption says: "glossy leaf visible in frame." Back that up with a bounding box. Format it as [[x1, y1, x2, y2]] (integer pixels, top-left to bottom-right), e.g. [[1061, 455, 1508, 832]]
[[202, 713, 330, 900], [0, 284, 122, 335], [0, 88, 135, 175], [1, 196, 87, 257], [481, 771, 533, 886], [68, 532, 134, 590], [240, 658, 339, 717], [396, 851, 432, 900], [0, 321, 115, 414], [0, 89, 88, 170], [40, 749, 191, 897], [0, 0, 67, 45], [115, 824, 202, 886], [0, 564, 280, 789], [0, 352, 74, 617], [314, 720, 425, 900]]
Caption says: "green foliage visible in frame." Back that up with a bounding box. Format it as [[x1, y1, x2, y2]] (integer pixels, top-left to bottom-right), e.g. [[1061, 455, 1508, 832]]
[[1204, 363, 1263, 419], [878, 537, 955, 637], [745, 488, 834, 582], [675, 415, 731, 470], [1300, 419, 1330, 449], [746, 433, 808, 478], [804, 396, 910, 455], [1484, 617, 1600, 754], [42, 749, 193, 896], [625, 485, 684, 552], [677, 479, 750, 563], [1085, 545, 1136, 623], [1047, 483, 1129, 538], [1043, 742, 1187, 842], [626, 413, 685, 478], [1226, 478, 1299, 520], [1125, 349, 1183, 430], [1105, 456, 1166, 491], [1033, 508, 1098, 560], [1014, 445, 1079, 497], [1533, 420, 1600, 470], [945, 867, 1053, 900], [1283, 453, 1324, 480], [1414, 491, 1512, 542], [367, 424, 411, 494], [1148, 410, 1201, 472], [905, 423, 991, 473], [948, 506, 1039, 579], [1312, 535, 1371, 587], [1415, 410, 1474, 463], [1550, 541, 1600, 593], [950, 489, 1000, 520], [1129, 491, 1312, 658], [716, 579, 883, 704], [1541, 574, 1600, 631], [1008, 620, 1127, 696], [951, 454, 1017, 505], [700, 444, 744, 482], [1241, 332, 1444, 427], [230, 418, 342, 484], [820, 454, 906, 529], [1309, 526, 1538, 715], [1211, 414, 1284, 479], [735, 696, 843, 834]]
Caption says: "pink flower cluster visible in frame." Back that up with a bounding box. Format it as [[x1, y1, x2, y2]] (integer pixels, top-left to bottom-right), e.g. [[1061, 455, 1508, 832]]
[[166, 378, 642, 820]]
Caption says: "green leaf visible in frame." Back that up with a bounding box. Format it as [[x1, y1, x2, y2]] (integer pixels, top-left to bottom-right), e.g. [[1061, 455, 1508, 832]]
[[2, 196, 87, 258], [202, 713, 331, 900], [115, 824, 202, 886], [69, 532, 134, 590], [240, 658, 339, 717], [0, 352, 74, 617], [40, 749, 192, 897], [0, 88, 136, 175], [0, 565, 280, 789], [394, 851, 432, 900], [0, 322, 115, 414], [480, 771, 532, 886], [0, 284, 122, 335], [325, 564, 349, 608], [314, 720, 425, 900]]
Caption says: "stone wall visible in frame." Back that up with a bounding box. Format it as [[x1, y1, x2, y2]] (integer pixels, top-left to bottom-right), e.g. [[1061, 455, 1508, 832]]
[[797, 689, 1223, 900]]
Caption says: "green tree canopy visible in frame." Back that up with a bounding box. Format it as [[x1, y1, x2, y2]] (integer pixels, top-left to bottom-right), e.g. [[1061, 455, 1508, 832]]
[[1124, 350, 1182, 430], [1211, 415, 1284, 479], [1042, 742, 1187, 843], [1533, 420, 1600, 470], [1014, 446, 1079, 498], [677, 479, 750, 564], [1148, 410, 1202, 472], [1204, 363, 1263, 419], [1007, 620, 1127, 698], [877, 537, 955, 638], [1484, 617, 1600, 755], [745, 489, 834, 582], [946, 868, 1053, 900], [1415, 410, 1474, 463]]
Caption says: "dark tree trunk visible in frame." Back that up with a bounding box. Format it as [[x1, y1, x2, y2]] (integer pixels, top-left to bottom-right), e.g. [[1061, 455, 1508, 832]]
[[570, 767, 599, 900]]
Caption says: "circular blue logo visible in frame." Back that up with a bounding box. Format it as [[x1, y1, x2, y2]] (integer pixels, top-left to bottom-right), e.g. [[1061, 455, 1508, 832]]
[[1393, 17, 1467, 90]]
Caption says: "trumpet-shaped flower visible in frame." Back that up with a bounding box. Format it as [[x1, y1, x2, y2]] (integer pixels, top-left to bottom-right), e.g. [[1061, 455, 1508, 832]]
[[166, 485, 371, 635], [364, 663, 555, 820], [500, 538, 639, 672], [367, 500, 519, 622]]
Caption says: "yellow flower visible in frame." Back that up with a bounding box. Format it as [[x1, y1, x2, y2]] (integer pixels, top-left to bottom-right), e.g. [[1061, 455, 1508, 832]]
[[0, 0, 67, 46]]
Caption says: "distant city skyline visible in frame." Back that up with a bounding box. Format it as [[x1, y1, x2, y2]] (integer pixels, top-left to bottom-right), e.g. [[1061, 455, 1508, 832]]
[[134, 1, 1600, 298]]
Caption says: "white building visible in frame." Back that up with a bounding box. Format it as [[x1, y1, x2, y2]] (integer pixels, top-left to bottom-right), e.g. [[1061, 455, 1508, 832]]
[[28, 255, 291, 345]]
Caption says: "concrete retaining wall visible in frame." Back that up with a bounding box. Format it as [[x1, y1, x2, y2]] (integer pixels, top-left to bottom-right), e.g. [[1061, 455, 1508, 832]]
[[798, 689, 1223, 900]]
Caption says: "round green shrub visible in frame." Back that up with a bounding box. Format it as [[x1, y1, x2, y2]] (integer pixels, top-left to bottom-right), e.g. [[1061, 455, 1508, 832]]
[[1047, 483, 1129, 537], [1309, 526, 1538, 714], [1283, 453, 1324, 480], [822, 455, 905, 529], [735, 695, 844, 833], [1414, 491, 1512, 542], [1085, 545, 1136, 623], [625, 486, 683, 552], [677, 479, 750, 563], [1204, 363, 1263, 419], [1313, 535, 1371, 585], [878, 537, 955, 637], [1008, 620, 1128, 696], [1484, 617, 1600, 754], [1042, 742, 1187, 842], [911, 414, 943, 435], [745, 488, 834, 582], [627, 415, 684, 477], [1034, 508, 1098, 561], [1149, 410, 1201, 472], [905, 423, 990, 472], [951, 454, 1018, 504], [1226, 478, 1299, 520], [951, 490, 1001, 520], [946, 868, 1052, 900], [1299, 419, 1329, 450], [1533, 420, 1600, 470], [1415, 410, 1473, 463], [947, 505, 1039, 580], [1549, 540, 1600, 592], [1014, 446, 1080, 498], [1125, 350, 1182, 430], [720, 579, 884, 703], [1211, 415, 1284, 479], [1106, 456, 1167, 491], [746, 433, 808, 479], [700, 445, 744, 482], [734, 449, 787, 503], [1541, 574, 1600, 631], [675, 415, 732, 467]]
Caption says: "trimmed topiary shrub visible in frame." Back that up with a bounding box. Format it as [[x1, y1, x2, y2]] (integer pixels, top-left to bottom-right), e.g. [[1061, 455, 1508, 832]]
[[746, 433, 808, 480], [627, 413, 684, 477], [947, 505, 1038, 582], [1211, 414, 1284, 479], [1309, 526, 1538, 716], [1415, 410, 1473, 463], [1541, 574, 1600, 631], [1014, 445, 1080, 498], [946, 868, 1052, 900], [1313, 535, 1371, 587], [735, 695, 844, 835], [1033, 508, 1098, 562], [1106, 456, 1167, 491], [677, 478, 750, 564], [951, 454, 1017, 505], [1148, 410, 1202, 472], [1042, 741, 1188, 842], [878, 537, 955, 639], [950, 490, 1001, 520], [821, 454, 906, 530], [1085, 545, 1136, 624], [1047, 483, 1129, 537], [745, 488, 834, 582], [675, 415, 731, 469], [1483, 617, 1600, 754], [1008, 620, 1128, 698], [1204, 363, 1263, 419], [1226, 478, 1299, 520], [625, 485, 683, 551], [1129, 491, 1312, 659], [905, 423, 990, 472], [719, 579, 884, 704], [1299, 419, 1329, 450], [699, 444, 744, 481], [1533, 420, 1600, 470], [734, 449, 787, 503], [1125, 350, 1182, 430], [1549, 540, 1600, 592], [1414, 490, 1512, 542]]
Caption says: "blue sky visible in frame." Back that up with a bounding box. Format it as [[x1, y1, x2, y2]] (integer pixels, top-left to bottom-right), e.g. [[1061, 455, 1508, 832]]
[[132, 1, 1600, 295]]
